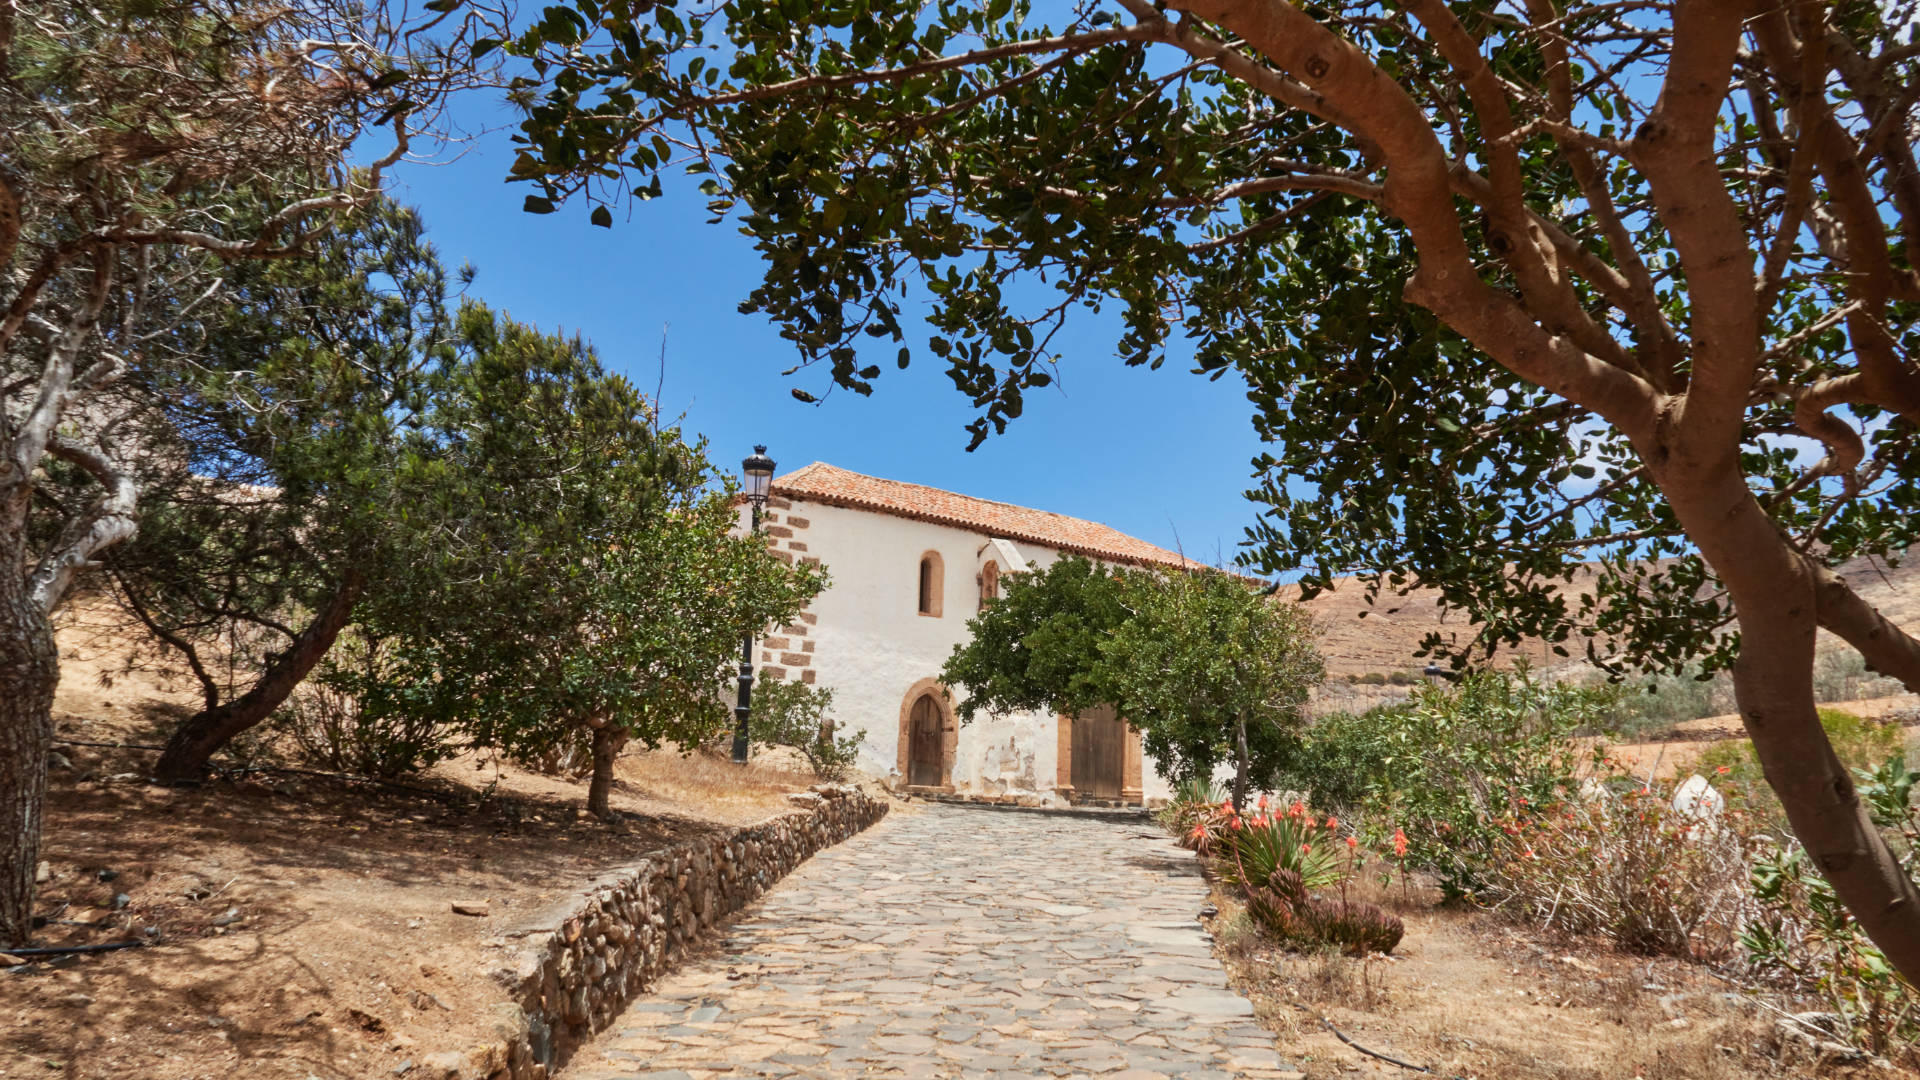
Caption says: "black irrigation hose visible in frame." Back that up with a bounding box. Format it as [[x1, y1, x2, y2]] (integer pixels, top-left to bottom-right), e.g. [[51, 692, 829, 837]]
[[4, 941, 145, 958], [1294, 1002, 1468, 1079]]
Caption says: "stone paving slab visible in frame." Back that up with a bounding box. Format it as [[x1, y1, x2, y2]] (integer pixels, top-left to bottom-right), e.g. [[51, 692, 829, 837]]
[[569, 804, 1297, 1080]]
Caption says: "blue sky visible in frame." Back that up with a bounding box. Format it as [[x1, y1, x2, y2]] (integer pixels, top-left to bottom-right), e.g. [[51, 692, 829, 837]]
[[387, 119, 1275, 568]]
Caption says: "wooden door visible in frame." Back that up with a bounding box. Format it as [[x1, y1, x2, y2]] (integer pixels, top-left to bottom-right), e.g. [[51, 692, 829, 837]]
[[908, 695, 944, 787], [1071, 707, 1125, 799]]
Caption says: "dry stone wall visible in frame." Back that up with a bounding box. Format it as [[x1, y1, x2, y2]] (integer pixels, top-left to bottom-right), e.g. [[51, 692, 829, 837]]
[[429, 785, 887, 1080]]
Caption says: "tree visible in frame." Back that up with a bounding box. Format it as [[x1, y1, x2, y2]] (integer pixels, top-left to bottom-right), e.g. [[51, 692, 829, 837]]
[[96, 196, 458, 783], [1104, 572, 1323, 810], [942, 556, 1321, 806], [0, 0, 491, 946], [940, 555, 1134, 724], [353, 302, 824, 820], [505, 0, 1920, 979]]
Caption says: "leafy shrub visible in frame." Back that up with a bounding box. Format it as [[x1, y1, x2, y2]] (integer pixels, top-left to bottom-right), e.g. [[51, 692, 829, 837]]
[[1593, 666, 1733, 738], [1486, 777, 1755, 959], [1385, 670, 1413, 687], [1698, 708, 1904, 836], [1590, 651, 1905, 740], [1357, 672, 1387, 686], [753, 680, 866, 779], [1158, 777, 1226, 836], [1812, 649, 1910, 705], [275, 677, 460, 779], [1280, 672, 1613, 897]]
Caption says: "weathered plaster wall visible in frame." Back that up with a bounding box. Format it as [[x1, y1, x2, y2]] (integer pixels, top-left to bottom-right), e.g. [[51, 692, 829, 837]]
[[434, 786, 887, 1080], [759, 497, 1174, 805]]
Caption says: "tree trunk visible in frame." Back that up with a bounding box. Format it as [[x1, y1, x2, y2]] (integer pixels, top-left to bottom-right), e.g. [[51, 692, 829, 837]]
[[586, 724, 629, 821], [0, 565, 58, 947], [1663, 464, 1920, 984], [152, 571, 364, 783], [1231, 709, 1249, 813]]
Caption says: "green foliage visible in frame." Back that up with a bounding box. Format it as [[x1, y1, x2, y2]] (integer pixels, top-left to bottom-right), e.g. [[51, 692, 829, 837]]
[[1746, 838, 1920, 1062], [1281, 672, 1614, 898], [944, 556, 1321, 798], [273, 638, 462, 779], [1217, 805, 1344, 894], [354, 301, 827, 788], [502, 0, 1920, 686], [939, 555, 1131, 723], [1699, 710, 1907, 836], [754, 680, 866, 780], [107, 194, 454, 714], [1591, 650, 1908, 740], [1156, 777, 1227, 836], [1100, 570, 1322, 796]]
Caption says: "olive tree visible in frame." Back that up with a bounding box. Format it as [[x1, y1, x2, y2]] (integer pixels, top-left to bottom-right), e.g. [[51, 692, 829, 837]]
[[502, 0, 1920, 979]]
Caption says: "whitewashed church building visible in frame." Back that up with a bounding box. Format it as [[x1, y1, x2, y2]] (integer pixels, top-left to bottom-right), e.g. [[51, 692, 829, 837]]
[[749, 462, 1189, 806]]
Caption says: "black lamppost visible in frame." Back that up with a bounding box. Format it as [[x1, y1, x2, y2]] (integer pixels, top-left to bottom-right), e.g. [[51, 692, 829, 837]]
[[732, 445, 777, 764], [1423, 662, 1447, 687]]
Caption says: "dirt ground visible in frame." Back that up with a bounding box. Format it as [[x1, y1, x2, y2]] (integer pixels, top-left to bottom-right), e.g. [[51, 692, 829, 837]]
[[2, 601, 830, 1080], [1204, 873, 1913, 1080]]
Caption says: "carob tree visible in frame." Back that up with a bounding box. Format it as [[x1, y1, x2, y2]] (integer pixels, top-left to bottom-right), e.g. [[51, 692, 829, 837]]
[[502, 0, 1920, 976]]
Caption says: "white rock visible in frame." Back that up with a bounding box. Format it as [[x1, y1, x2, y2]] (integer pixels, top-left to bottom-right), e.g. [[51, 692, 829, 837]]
[[1671, 774, 1725, 821]]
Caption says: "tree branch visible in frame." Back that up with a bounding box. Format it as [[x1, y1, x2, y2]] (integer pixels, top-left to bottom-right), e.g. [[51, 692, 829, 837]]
[[1815, 565, 1920, 694], [29, 435, 140, 614], [1633, 0, 1759, 444]]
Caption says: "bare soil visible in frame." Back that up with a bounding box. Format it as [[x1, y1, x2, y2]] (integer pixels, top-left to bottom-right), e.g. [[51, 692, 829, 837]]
[[1204, 874, 1913, 1080], [2, 599, 825, 1080]]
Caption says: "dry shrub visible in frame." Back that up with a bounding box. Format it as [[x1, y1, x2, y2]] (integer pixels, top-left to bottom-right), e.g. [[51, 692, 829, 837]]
[[1485, 779, 1754, 959], [1484, 778, 1753, 959]]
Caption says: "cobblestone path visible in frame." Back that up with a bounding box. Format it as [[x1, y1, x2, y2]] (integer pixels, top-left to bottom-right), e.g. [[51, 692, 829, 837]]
[[571, 804, 1297, 1080]]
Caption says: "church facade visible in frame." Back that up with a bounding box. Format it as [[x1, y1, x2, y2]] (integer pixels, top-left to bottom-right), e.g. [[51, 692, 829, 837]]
[[747, 463, 1189, 806]]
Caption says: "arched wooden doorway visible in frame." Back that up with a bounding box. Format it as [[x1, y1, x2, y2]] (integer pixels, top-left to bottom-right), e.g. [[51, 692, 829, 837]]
[[908, 696, 943, 787], [1055, 705, 1143, 805], [895, 679, 957, 792]]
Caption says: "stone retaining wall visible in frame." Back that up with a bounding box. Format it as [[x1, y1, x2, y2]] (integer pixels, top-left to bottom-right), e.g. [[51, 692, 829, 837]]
[[429, 785, 888, 1080]]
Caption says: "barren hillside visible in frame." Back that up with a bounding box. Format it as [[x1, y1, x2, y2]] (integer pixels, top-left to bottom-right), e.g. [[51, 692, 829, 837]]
[[1291, 549, 1920, 681]]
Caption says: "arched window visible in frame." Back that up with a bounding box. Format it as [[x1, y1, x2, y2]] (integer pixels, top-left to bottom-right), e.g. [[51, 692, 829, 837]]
[[917, 551, 944, 616], [979, 560, 1000, 606]]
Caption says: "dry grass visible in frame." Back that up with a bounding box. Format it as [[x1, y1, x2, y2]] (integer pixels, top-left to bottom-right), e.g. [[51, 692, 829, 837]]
[[612, 744, 821, 823], [1200, 868, 1897, 1080]]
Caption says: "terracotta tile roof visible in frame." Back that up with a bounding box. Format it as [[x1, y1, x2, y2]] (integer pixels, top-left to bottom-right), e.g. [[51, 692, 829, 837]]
[[771, 462, 1199, 570]]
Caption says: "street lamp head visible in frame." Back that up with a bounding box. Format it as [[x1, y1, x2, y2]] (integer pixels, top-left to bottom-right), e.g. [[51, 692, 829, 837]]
[[1423, 663, 1447, 684], [742, 444, 776, 505]]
